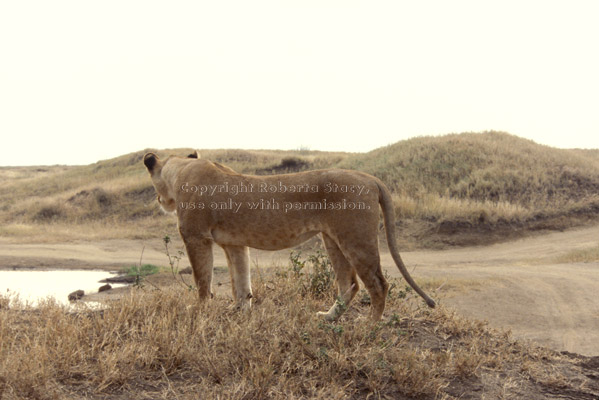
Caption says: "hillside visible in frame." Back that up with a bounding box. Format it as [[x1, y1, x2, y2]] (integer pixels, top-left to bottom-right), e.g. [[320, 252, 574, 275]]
[[339, 131, 599, 246], [1, 132, 598, 247]]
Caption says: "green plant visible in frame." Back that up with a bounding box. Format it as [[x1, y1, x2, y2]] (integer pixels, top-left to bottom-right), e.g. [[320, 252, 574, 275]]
[[318, 321, 344, 336], [289, 250, 306, 278], [289, 250, 335, 299], [124, 263, 159, 278], [164, 234, 194, 290]]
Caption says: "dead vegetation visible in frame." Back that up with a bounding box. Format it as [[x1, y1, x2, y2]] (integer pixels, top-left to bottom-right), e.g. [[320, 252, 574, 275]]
[[1, 265, 598, 400], [550, 244, 599, 264]]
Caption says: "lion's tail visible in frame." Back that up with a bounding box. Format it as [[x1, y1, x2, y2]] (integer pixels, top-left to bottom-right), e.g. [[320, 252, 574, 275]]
[[377, 181, 436, 308]]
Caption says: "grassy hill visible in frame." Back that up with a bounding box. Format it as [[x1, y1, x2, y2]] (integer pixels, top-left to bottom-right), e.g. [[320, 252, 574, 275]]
[[339, 132, 599, 246], [343, 132, 599, 204], [1, 132, 598, 247]]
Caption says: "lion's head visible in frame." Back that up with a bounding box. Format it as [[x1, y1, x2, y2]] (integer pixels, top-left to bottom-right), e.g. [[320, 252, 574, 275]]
[[143, 151, 198, 213], [143, 150, 202, 213]]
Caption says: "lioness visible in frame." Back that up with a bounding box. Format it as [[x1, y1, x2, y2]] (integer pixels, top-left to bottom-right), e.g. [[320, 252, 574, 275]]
[[143, 151, 435, 321]]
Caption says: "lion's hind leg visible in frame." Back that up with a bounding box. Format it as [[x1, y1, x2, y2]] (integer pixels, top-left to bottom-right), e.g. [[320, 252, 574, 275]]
[[358, 262, 389, 321], [354, 256, 389, 321], [338, 239, 389, 321], [317, 233, 360, 321]]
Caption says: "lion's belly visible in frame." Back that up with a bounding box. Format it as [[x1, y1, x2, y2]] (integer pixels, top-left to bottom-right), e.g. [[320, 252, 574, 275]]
[[211, 226, 320, 250]]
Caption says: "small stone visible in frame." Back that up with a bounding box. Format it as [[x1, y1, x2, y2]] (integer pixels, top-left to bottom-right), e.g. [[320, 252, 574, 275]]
[[98, 284, 112, 293], [68, 290, 84, 301]]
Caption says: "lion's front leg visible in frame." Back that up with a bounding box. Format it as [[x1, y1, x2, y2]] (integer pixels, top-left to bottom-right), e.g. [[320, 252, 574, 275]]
[[183, 237, 214, 300], [222, 245, 252, 310]]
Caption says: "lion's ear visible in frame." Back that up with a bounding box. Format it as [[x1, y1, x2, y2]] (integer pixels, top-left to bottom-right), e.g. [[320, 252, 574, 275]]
[[187, 150, 200, 159], [143, 153, 159, 173]]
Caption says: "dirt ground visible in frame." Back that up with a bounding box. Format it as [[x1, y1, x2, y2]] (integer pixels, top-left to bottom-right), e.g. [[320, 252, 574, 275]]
[[1, 224, 598, 357]]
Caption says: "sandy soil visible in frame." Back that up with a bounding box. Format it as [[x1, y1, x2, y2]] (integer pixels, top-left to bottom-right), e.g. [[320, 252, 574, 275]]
[[1, 225, 598, 356], [389, 226, 599, 357]]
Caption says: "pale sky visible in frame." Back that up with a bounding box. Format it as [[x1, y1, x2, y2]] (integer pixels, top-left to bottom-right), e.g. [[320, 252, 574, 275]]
[[1, 1, 598, 166]]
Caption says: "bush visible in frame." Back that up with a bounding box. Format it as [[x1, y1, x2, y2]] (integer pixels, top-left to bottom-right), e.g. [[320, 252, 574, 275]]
[[124, 264, 160, 277], [123, 264, 160, 286], [33, 205, 64, 222], [289, 250, 335, 299]]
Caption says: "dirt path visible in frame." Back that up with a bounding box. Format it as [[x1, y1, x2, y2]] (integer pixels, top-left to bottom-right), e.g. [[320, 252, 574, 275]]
[[388, 226, 599, 356], [1, 225, 598, 356]]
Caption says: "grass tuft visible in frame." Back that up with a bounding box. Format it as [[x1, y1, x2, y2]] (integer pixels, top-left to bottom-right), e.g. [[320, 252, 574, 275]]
[[551, 244, 599, 264], [123, 263, 161, 277]]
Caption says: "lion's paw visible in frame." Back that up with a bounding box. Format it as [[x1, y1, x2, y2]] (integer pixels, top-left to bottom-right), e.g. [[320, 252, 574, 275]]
[[316, 311, 337, 322]]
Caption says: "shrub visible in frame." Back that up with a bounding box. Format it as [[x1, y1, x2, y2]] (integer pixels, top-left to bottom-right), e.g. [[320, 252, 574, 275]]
[[124, 264, 160, 277], [33, 205, 64, 222], [123, 264, 160, 287], [289, 250, 335, 299]]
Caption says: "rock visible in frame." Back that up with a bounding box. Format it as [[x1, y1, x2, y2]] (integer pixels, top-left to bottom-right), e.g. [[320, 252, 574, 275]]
[[68, 290, 84, 301], [101, 275, 137, 284], [98, 284, 112, 292]]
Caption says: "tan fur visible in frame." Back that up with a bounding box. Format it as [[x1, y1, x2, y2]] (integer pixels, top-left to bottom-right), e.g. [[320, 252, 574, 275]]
[[143, 151, 435, 321]]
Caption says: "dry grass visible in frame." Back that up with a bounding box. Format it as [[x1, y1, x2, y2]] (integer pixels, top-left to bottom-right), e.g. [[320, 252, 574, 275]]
[[522, 243, 599, 265], [392, 193, 532, 224], [416, 276, 488, 296], [551, 244, 599, 264], [2, 265, 594, 400], [0, 219, 177, 243]]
